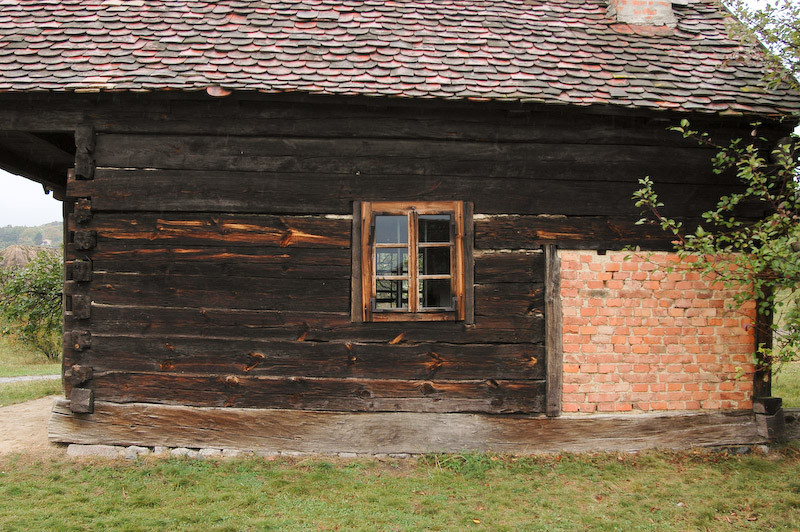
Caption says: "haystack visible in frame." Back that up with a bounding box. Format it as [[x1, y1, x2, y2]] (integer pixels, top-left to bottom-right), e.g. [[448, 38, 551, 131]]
[[0, 245, 56, 270]]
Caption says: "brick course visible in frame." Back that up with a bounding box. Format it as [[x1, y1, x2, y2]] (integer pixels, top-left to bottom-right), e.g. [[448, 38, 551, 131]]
[[560, 251, 755, 413]]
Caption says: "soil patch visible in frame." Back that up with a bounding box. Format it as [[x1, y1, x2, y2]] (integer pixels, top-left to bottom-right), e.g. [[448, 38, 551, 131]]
[[0, 395, 62, 457]]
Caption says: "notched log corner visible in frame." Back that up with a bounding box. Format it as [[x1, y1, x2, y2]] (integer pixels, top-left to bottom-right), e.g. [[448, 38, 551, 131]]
[[71, 295, 91, 320], [65, 364, 93, 387], [71, 259, 93, 282], [69, 388, 94, 414], [74, 198, 93, 223], [73, 230, 97, 250], [69, 330, 91, 351]]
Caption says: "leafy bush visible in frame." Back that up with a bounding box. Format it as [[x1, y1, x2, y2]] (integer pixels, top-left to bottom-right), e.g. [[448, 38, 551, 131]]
[[633, 122, 799, 370], [0, 250, 62, 360]]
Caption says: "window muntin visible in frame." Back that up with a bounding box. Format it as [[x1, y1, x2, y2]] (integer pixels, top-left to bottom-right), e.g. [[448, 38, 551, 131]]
[[359, 201, 466, 322]]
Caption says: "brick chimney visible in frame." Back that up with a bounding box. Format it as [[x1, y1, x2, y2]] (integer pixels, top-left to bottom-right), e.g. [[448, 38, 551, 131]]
[[608, 0, 677, 27]]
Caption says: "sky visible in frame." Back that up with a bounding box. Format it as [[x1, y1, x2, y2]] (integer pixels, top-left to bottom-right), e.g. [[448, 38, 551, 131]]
[[0, 169, 62, 227]]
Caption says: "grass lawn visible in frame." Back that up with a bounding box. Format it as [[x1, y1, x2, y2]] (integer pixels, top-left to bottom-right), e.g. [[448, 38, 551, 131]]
[[0, 448, 799, 531], [773, 362, 800, 408], [0, 335, 60, 378], [0, 379, 61, 407]]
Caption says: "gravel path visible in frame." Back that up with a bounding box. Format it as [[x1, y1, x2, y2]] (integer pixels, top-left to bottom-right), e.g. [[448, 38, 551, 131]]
[[0, 374, 60, 384]]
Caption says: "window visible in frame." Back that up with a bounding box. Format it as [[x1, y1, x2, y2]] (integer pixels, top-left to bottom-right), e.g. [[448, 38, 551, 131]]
[[353, 201, 472, 322]]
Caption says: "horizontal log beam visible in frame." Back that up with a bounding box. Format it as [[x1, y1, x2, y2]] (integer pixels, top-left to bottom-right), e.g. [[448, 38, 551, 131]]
[[68, 169, 753, 218], [87, 306, 545, 344], [49, 399, 764, 453], [74, 335, 545, 381], [86, 372, 546, 413], [72, 213, 351, 249]]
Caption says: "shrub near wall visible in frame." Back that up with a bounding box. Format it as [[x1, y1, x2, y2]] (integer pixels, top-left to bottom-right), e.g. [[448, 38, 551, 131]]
[[560, 251, 755, 414]]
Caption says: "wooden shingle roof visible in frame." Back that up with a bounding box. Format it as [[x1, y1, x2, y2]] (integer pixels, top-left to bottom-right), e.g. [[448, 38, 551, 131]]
[[1, 0, 799, 115]]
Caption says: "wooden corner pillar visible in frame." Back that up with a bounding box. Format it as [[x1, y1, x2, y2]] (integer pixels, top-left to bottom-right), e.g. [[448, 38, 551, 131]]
[[753, 290, 773, 399], [544, 244, 563, 417], [63, 124, 97, 414]]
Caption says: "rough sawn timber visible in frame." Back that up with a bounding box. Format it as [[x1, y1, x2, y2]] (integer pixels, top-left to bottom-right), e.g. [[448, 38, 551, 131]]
[[49, 399, 764, 453]]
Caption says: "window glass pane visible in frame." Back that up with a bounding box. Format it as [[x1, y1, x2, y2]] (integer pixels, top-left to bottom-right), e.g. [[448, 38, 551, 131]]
[[419, 246, 450, 275], [418, 215, 451, 243], [375, 280, 409, 310], [419, 279, 452, 309], [376, 247, 408, 276], [375, 215, 408, 244]]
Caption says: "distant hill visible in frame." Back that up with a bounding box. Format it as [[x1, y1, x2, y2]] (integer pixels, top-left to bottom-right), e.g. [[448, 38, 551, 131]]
[[0, 221, 62, 248]]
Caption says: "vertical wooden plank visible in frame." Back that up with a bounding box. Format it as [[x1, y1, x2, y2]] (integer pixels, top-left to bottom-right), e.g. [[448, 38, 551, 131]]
[[463, 202, 474, 324], [545, 244, 563, 417], [360, 202, 373, 322], [408, 210, 419, 313], [350, 201, 363, 323], [74, 124, 95, 180]]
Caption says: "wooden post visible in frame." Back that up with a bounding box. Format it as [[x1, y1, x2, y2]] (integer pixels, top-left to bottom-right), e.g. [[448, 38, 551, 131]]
[[544, 244, 563, 417], [74, 124, 95, 180], [350, 201, 363, 322], [753, 290, 773, 399], [463, 202, 475, 325]]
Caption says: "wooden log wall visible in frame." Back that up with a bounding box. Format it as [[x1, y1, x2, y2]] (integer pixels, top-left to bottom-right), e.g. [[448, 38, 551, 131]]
[[59, 95, 764, 416]]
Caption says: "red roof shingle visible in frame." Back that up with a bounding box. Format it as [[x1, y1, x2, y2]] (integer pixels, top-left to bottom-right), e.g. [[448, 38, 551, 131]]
[[1, 0, 798, 115]]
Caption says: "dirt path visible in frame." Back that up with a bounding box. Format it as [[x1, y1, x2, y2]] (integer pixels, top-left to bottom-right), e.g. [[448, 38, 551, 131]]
[[0, 374, 60, 384], [0, 395, 63, 456]]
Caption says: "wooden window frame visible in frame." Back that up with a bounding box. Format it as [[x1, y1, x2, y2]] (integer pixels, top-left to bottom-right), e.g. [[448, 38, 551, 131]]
[[351, 201, 473, 323]]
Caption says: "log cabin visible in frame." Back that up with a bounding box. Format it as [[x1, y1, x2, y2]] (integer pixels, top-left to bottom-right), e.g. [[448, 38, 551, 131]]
[[0, 0, 798, 452]]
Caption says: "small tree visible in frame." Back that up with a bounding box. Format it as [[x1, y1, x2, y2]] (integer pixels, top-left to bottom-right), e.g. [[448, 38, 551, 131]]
[[633, 121, 799, 373], [0, 250, 63, 359], [725, 0, 800, 92], [633, 1, 800, 383]]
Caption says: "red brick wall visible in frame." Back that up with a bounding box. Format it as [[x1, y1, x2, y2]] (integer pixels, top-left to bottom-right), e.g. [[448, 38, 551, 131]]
[[560, 251, 755, 413]]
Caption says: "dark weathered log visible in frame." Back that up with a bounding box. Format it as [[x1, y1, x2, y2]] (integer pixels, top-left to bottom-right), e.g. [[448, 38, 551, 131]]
[[89, 305, 545, 344], [93, 134, 721, 182], [84, 273, 538, 316], [77, 334, 545, 381], [474, 283, 544, 318], [88, 372, 546, 413], [70, 245, 351, 279], [544, 245, 563, 417], [475, 250, 545, 283], [75, 213, 351, 248], [475, 215, 700, 250], [69, 169, 751, 218], [49, 399, 764, 453], [0, 91, 790, 144], [89, 272, 349, 312]]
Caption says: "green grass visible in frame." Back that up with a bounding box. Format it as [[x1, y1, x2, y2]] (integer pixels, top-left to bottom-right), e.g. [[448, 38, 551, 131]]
[[774, 362, 800, 408], [0, 335, 60, 378], [0, 379, 61, 407], [0, 449, 799, 531]]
